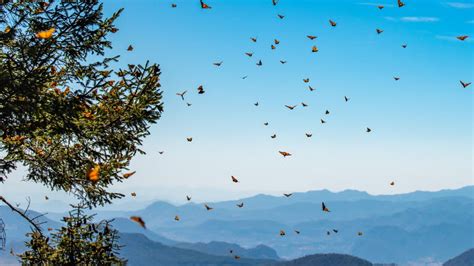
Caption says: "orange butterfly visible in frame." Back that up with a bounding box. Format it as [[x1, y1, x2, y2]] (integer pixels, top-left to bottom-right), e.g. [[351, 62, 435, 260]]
[[231, 176, 239, 183], [460, 81, 471, 88], [279, 230, 286, 236], [390, 181, 395, 186], [130, 216, 146, 228], [36, 28, 55, 39], [378, 5, 384, 9], [303, 78, 310, 83], [187, 137, 193, 142], [329, 19, 337, 27], [285, 105, 297, 110], [398, 0, 405, 7], [127, 45, 133, 51], [279, 151, 292, 157], [274, 39, 280, 45], [174, 215, 180, 221], [205, 204, 213, 211], [123, 171, 136, 179], [271, 44, 276, 50], [312, 45, 319, 53], [236, 202, 244, 208], [307, 35, 317, 40], [457, 35, 469, 41], [197, 85, 205, 94], [131, 192, 137, 197], [284, 193, 292, 197], [322, 202, 330, 212], [87, 165, 100, 183], [200, 0, 211, 9]]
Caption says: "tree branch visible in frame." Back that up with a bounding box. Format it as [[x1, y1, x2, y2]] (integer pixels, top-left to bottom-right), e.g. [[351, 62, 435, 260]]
[[0, 195, 43, 235]]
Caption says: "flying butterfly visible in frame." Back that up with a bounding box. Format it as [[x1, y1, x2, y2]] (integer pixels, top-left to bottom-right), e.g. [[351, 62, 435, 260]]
[[213, 61, 223, 66], [271, 134, 277, 139], [308, 86, 315, 91], [87, 164, 100, 183], [130, 216, 146, 228], [205, 204, 213, 211], [131, 192, 137, 197], [176, 90, 187, 100], [236, 202, 244, 208], [272, 0, 279, 5], [329, 19, 337, 27], [186, 195, 192, 201], [402, 44, 407, 48], [378, 5, 384, 9], [231, 176, 239, 183], [321, 119, 326, 124], [305, 133, 312, 137], [197, 85, 205, 94], [307, 35, 317, 40], [200, 0, 212, 9], [271, 44, 276, 50], [278, 14, 285, 19], [460, 81, 471, 88], [301, 102, 308, 107], [325, 110, 330, 115], [245, 52, 253, 57], [303, 78, 310, 83], [250, 37, 257, 42], [279, 230, 286, 236], [457, 35, 469, 41], [366, 128, 372, 133], [123, 171, 136, 179], [295, 230, 300, 234], [322, 202, 330, 212], [394, 76, 400, 81], [256, 60, 263, 66], [280, 60, 287, 64], [187, 137, 193, 142], [398, 0, 405, 7], [174, 215, 180, 221], [172, 3, 177, 8], [376, 29, 383, 34], [284, 193, 292, 197], [285, 105, 297, 110], [390, 181, 395, 186], [274, 39, 280, 45], [254, 102, 259, 106], [264, 122, 269, 126], [279, 151, 292, 157], [127, 45, 133, 51], [35, 28, 55, 39], [312, 45, 319, 53]]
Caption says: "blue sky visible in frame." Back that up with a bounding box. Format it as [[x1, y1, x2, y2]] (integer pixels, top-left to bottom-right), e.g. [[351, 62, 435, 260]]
[[2, 0, 473, 208]]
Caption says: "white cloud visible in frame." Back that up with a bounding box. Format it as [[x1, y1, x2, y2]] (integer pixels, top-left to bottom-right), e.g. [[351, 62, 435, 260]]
[[446, 2, 474, 8], [400, 17, 439, 22]]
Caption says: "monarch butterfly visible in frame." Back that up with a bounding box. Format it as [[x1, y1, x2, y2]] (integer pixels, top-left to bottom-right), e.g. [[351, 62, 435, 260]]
[[301, 102, 308, 107], [460, 81, 471, 88], [200, 0, 211, 9], [87, 165, 100, 182], [204, 204, 213, 210], [130, 216, 146, 228], [312, 45, 319, 52], [186, 195, 192, 201], [271, 134, 277, 139], [274, 39, 280, 44], [250, 37, 257, 42], [398, 0, 405, 7], [127, 45, 133, 51], [187, 137, 193, 142], [307, 35, 317, 40], [329, 19, 337, 27], [366, 128, 372, 133], [256, 60, 263, 66], [279, 230, 286, 236], [280, 151, 292, 157], [236, 202, 244, 208], [376, 29, 383, 34], [305, 133, 312, 137], [213, 61, 223, 66], [303, 78, 310, 83], [231, 176, 239, 183], [131, 192, 137, 197], [36, 28, 55, 39], [285, 105, 297, 110], [390, 181, 395, 186], [378, 5, 384, 9], [322, 202, 330, 212], [271, 44, 276, 50], [457, 35, 469, 41], [284, 193, 292, 197], [245, 52, 253, 57], [174, 215, 180, 221], [197, 85, 205, 94], [123, 171, 136, 178], [278, 14, 285, 19]]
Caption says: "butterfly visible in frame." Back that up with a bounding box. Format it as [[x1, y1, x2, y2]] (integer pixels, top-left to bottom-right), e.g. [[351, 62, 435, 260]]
[[333, 229, 339, 233], [321, 119, 326, 124], [159, 151, 165, 154], [308, 86, 315, 91], [35, 28, 55, 39], [278, 14, 285, 19], [279, 230, 286, 236], [285, 105, 297, 110], [283, 193, 292, 197], [325, 110, 330, 115], [272, 0, 279, 5], [130, 216, 146, 228], [186, 195, 192, 201], [301, 102, 308, 107], [327, 231, 331, 235], [322, 202, 330, 212], [280, 60, 287, 64], [295, 230, 300, 234], [131, 192, 137, 197], [48, 227, 53, 231], [307, 35, 317, 40], [344, 96, 350, 102], [187, 137, 193, 142], [377, 5, 384, 9], [236, 202, 244, 208], [174, 215, 180, 221], [457, 35, 469, 41], [390, 181, 395, 186], [213, 61, 223, 66], [176, 91, 188, 101], [245, 52, 253, 57], [274, 39, 280, 45], [460, 81, 471, 88], [242, 76, 248, 79], [256, 60, 263, 66], [254, 102, 259, 106], [171, 3, 177, 8], [87, 164, 100, 183], [402, 44, 407, 48], [45, 196, 49, 200], [376, 29, 383, 34], [279, 151, 292, 157], [366, 128, 372, 133], [398, 0, 405, 7], [200, 0, 211, 9], [234, 256, 241, 260], [271, 44, 276, 50], [305, 133, 312, 137], [358, 232, 363, 236], [127, 45, 134, 51], [250, 37, 257, 42], [197, 85, 205, 94], [312, 46, 319, 53], [303, 78, 310, 83], [187, 102, 192, 106], [123, 171, 136, 178], [205, 204, 213, 211], [231, 176, 239, 183], [394, 77, 400, 81], [271, 134, 277, 139], [264, 122, 269, 126], [329, 19, 337, 27]]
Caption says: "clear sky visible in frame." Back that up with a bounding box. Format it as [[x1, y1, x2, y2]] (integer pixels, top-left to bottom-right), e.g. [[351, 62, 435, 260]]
[[2, 0, 473, 208]]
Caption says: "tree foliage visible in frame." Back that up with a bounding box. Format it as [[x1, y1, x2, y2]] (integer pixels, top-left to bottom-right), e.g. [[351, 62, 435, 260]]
[[20, 206, 124, 265], [0, 0, 163, 207]]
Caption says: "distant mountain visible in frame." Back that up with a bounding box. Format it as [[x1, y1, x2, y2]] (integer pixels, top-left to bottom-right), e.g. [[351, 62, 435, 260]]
[[118, 233, 275, 266], [175, 241, 280, 260], [444, 248, 474, 266], [273, 253, 372, 266]]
